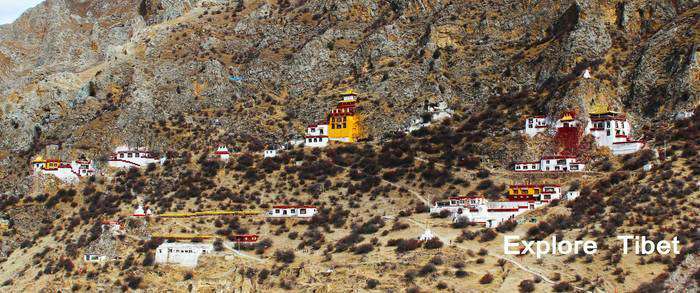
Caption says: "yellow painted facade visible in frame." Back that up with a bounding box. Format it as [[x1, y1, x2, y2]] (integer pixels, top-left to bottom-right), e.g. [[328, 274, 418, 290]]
[[328, 114, 363, 142], [326, 90, 365, 142], [32, 156, 61, 170], [507, 186, 542, 195]]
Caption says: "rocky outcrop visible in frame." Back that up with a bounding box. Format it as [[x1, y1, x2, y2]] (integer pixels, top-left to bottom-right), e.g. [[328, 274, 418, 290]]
[[0, 0, 697, 186]]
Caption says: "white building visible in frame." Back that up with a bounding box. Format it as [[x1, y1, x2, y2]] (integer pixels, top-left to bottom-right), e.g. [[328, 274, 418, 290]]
[[266, 205, 318, 218], [585, 108, 644, 155], [155, 242, 213, 267], [108, 145, 163, 168], [540, 155, 585, 172], [513, 155, 584, 172], [305, 122, 329, 148], [565, 190, 580, 200], [512, 161, 541, 172], [31, 157, 96, 183], [523, 116, 548, 137], [675, 111, 694, 120], [429, 196, 487, 214], [214, 146, 231, 161], [84, 254, 111, 262], [432, 184, 565, 228], [264, 149, 278, 158], [453, 201, 534, 228]]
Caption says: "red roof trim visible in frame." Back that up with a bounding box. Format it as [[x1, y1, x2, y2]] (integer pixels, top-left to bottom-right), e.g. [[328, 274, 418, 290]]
[[272, 205, 317, 209], [487, 208, 522, 212], [447, 196, 484, 200], [509, 184, 561, 188], [541, 155, 578, 159], [590, 117, 626, 122], [108, 159, 142, 167]]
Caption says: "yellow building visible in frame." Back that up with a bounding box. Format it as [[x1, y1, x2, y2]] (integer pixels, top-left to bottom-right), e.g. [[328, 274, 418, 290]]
[[327, 90, 365, 142], [507, 184, 561, 201], [31, 156, 61, 170]]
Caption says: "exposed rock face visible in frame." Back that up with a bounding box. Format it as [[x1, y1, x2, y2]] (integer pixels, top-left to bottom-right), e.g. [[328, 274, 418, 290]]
[[138, 0, 194, 25], [0, 0, 698, 190]]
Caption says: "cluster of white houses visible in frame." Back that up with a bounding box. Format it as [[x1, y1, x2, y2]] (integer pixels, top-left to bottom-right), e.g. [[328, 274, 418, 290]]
[[32, 143, 285, 184], [430, 184, 578, 227], [120, 205, 318, 268], [31, 157, 96, 184], [517, 105, 645, 172], [513, 155, 585, 173], [107, 145, 165, 168]]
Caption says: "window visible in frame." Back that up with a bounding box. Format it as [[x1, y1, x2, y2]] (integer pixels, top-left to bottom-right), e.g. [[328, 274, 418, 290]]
[[291, 209, 296, 214], [606, 130, 611, 136], [120, 153, 124, 158], [320, 128, 323, 134], [515, 165, 521, 170], [606, 121, 610, 128], [275, 209, 280, 214], [128, 153, 133, 158], [300, 209, 306, 214], [283, 210, 288, 215]]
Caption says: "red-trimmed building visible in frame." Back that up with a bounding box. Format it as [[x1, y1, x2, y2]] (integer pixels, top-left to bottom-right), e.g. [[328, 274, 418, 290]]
[[585, 106, 644, 155], [214, 146, 231, 161], [266, 205, 318, 218], [108, 145, 162, 168], [507, 184, 561, 202], [230, 234, 259, 243], [305, 121, 329, 148], [523, 115, 548, 137], [513, 155, 584, 172]]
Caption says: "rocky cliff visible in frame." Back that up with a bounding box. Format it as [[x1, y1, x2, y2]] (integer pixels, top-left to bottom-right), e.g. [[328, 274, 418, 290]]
[[0, 0, 698, 190]]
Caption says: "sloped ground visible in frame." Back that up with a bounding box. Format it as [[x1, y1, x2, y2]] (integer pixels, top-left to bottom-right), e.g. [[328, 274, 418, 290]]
[[0, 0, 698, 291]]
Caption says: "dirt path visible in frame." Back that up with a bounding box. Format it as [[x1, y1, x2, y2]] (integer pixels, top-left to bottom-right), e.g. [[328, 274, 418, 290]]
[[403, 218, 591, 292], [222, 242, 266, 263]]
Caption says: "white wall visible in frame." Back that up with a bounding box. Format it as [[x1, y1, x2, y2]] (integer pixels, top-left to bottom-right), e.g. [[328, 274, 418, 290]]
[[155, 243, 213, 267]]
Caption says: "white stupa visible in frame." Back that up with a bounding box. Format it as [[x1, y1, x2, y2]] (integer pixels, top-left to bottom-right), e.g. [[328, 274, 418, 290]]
[[583, 69, 592, 79], [133, 205, 146, 217], [419, 229, 436, 241]]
